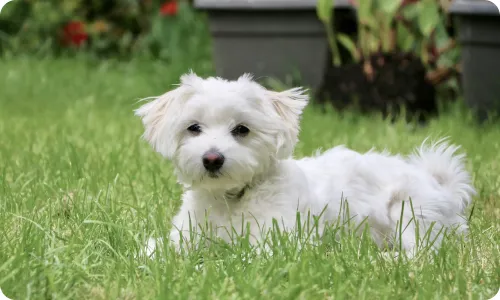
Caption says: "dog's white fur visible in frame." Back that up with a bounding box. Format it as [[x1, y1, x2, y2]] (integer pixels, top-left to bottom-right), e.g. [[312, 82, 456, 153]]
[[135, 72, 475, 256]]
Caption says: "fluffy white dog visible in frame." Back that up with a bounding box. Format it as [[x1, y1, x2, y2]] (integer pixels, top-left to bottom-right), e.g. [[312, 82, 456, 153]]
[[135, 72, 475, 257]]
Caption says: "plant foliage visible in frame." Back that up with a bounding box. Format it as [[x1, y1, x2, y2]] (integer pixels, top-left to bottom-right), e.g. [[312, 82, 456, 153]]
[[0, 0, 209, 61], [317, 0, 460, 89]]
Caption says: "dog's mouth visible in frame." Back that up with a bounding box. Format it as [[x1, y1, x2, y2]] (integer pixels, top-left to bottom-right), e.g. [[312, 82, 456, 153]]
[[207, 172, 220, 179], [206, 170, 226, 179]]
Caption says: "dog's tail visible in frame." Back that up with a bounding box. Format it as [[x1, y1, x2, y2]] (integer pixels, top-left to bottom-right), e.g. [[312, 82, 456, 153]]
[[407, 138, 476, 213]]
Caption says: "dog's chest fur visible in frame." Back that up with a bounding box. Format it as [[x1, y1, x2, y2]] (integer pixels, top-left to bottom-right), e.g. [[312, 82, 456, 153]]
[[175, 160, 313, 239]]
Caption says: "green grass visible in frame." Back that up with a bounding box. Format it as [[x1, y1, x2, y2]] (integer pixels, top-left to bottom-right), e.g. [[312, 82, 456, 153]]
[[0, 57, 498, 300]]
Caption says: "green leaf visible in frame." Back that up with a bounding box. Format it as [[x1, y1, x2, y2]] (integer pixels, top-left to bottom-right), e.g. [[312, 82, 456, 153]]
[[420, 39, 429, 65], [402, 2, 421, 19], [369, 32, 379, 53], [337, 33, 360, 62], [358, 0, 373, 21], [379, 0, 403, 16], [362, 17, 379, 32], [316, 0, 334, 23], [396, 23, 415, 52], [418, 0, 441, 38], [434, 21, 451, 48], [437, 47, 460, 68]]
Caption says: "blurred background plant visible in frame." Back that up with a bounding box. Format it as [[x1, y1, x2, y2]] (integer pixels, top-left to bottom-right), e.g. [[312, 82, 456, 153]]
[[0, 0, 460, 107], [0, 0, 210, 62], [319, 0, 460, 94], [315, 0, 460, 121]]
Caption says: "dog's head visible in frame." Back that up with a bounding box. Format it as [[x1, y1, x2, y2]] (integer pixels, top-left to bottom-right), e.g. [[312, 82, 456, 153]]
[[135, 72, 308, 190]]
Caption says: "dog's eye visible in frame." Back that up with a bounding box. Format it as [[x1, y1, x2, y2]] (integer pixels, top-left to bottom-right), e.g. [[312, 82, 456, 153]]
[[187, 124, 202, 134], [231, 125, 250, 137]]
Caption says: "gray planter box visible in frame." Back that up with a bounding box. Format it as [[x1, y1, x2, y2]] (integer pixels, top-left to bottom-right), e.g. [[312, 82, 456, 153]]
[[450, 0, 500, 121], [194, 0, 354, 90]]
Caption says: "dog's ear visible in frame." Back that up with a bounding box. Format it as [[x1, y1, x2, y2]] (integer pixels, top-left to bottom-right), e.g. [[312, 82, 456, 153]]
[[266, 87, 309, 158], [135, 72, 200, 158]]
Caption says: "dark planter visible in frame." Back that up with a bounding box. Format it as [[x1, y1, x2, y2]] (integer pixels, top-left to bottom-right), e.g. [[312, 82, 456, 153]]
[[450, 0, 500, 121], [194, 0, 355, 90]]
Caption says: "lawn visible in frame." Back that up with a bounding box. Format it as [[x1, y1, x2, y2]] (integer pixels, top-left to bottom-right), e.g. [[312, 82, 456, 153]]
[[0, 57, 498, 300]]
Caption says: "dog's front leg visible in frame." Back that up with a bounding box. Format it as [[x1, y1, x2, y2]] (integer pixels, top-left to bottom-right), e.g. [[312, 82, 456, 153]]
[[143, 203, 202, 258], [141, 214, 195, 258], [239, 221, 273, 256], [168, 206, 206, 253]]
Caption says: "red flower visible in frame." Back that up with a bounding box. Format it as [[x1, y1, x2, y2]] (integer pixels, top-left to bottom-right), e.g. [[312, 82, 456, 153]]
[[62, 21, 88, 47], [160, 1, 178, 16], [401, 0, 420, 7]]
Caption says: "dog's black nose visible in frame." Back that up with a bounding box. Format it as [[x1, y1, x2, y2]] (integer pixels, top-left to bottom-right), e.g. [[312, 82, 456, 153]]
[[202, 151, 225, 172]]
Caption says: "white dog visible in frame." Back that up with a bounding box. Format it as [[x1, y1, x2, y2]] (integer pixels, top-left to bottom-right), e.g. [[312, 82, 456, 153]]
[[135, 72, 475, 257]]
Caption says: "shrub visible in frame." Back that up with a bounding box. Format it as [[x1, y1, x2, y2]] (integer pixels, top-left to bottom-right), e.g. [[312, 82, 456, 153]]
[[0, 0, 210, 61], [314, 0, 460, 121], [318, 0, 459, 88]]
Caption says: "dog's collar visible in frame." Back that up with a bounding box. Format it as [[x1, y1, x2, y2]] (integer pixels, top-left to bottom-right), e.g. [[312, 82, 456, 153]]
[[223, 175, 268, 201], [224, 185, 248, 201]]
